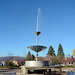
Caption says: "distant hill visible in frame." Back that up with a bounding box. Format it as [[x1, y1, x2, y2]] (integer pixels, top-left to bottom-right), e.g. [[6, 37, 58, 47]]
[[0, 56, 24, 61]]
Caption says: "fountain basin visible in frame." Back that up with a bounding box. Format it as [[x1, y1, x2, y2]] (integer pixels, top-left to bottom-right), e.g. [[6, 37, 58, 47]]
[[25, 61, 49, 67], [28, 46, 47, 52]]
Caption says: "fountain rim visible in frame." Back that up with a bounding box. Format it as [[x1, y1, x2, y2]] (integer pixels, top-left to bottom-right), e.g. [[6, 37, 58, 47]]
[[27, 45, 47, 52]]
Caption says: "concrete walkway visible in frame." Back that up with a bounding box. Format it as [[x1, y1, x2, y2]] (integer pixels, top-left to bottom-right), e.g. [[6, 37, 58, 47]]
[[0, 68, 75, 75], [62, 68, 75, 72], [16, 68, 75, 75]]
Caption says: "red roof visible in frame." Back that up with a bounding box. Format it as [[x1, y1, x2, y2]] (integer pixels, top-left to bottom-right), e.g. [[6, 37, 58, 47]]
[[35, 55, 56, 61], [62, 58, 75, 62]]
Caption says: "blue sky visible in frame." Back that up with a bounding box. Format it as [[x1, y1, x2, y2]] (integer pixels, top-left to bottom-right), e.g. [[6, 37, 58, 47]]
[[0, 0, 75, 57]]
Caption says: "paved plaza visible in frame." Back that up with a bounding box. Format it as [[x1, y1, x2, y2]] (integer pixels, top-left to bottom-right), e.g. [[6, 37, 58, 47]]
[[0, 68, 75, 75]]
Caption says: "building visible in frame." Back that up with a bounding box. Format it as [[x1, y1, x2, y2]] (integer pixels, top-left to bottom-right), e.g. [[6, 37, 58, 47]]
[[12, 60, 24, 66], [62, 58, 75, 65], [1, 61, 6, 66]]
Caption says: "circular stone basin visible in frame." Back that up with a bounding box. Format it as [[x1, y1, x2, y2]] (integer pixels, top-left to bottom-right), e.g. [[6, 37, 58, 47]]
[[25, 61, 49, 67]]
